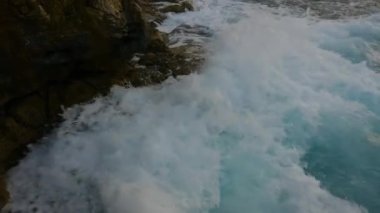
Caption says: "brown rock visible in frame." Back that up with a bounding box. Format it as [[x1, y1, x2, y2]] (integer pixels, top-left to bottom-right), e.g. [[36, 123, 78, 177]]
[[160, 1, 194, 13], [8, 95, 47, 129], [0, 175, 8, 209], [0, 0, 200, 208], [140, 52, 158, 65], [147, 30, 168, 52], [0, 0, 167, 205]]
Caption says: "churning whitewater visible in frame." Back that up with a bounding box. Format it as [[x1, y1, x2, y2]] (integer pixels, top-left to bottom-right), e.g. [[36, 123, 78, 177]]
[[3, 0, 380, 213]]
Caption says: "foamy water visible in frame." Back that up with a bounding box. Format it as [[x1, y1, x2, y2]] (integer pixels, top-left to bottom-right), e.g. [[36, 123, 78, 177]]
[[3, 1, 380, 213]]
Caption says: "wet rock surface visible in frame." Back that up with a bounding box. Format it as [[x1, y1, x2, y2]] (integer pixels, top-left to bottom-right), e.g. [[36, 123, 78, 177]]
[[159, 1, 194, 13], [0, 0, 200, 208]]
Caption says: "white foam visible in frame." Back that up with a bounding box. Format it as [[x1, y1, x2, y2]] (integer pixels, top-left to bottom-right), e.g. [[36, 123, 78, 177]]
[[4, 1, 380, 213]]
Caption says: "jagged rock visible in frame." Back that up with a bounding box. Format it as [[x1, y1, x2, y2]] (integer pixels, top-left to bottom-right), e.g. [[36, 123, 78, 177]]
[[160, 1, 194, 13], [147, 30, 168, 51], [140, 52, 159, 65], [0, 0, 170, 207], [0, 0, 197, 208], [171, 24, 213, 37]]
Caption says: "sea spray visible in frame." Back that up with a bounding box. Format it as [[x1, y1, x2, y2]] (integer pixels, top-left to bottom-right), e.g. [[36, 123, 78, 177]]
[[3, 1, 380, 213]]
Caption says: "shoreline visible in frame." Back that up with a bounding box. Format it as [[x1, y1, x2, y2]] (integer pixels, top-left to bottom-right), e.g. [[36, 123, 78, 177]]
[[0, 0, 202, 208]]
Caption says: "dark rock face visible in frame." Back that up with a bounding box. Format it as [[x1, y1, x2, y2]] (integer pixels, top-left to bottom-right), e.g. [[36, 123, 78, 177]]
[[0, 176, 7, 209], [0, 0, 200, 208], [0, 0, 188, 208]]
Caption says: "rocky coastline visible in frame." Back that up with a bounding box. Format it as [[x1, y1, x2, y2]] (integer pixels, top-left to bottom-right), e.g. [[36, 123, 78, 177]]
[[0, 0, 199, 208]]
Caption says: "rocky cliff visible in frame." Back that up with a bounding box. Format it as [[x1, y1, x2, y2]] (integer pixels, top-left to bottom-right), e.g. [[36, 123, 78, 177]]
[[0, 0, 195, 208]]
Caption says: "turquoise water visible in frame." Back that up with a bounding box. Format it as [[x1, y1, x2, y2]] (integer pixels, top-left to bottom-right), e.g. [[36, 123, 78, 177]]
[[3, 1, 380, 213], [304, 16, 380, 213], [302, 115, 380, 213], [317, 15, 380, 72]]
